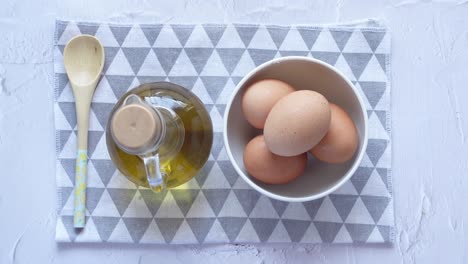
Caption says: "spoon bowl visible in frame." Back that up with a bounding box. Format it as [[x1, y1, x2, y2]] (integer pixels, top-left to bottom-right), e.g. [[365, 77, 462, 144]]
[[64, 35, 104, 86]]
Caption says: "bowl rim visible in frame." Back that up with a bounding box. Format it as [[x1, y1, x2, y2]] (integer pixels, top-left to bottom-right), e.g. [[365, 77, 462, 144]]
[[223, 56, 369, 202]]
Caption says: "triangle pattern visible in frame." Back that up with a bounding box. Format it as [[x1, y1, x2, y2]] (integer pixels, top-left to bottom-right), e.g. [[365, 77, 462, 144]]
[[247, 49, 278, 66], [280, 27, 309, 51], [153, 48, 182, 75], [333, 225, 353, 243], [313, 221, 342, 243], [121, 47, 151, 74], [107, 218, 133, 243], [92, 216, 120, 241], [351, 167, 374, 194], [360, 55, 387, 82], [122, 191, 153, 218], [231, 50, 256, 76], [57, 22, 80, 45], [106, 75, 134, 99], [235, 219, 260, 243], [377, 168, 391, 192], [314, 197, 342, 223], [266, 26, 290, 49], [74, 217, 102, 243], [311, 29, 340, 52], [140, 189, 167, 217], [362, 31, 386, 52], [154, 25, 181, 47], [282, 219, 310, 242], [122, 217, 152, 243], [361, 170, 391, 197], [217, 160, 239, 187], [330, 29, 353, 51], [155, 191, 185, 218], [155, 218, 184, 243], [361, 195, 390, 223], [248, 26, 276, 50], [185, 48, 213, 74], [107, 188, 137, 216], [202, 189, 230, 216], [341, 30, 371, 53], [106, 49, 134, 76], [218, 217, 247, 242], [58, 102, 77, 129], [217, 48, 245, 74], [300, 222, 322, 243], [311, 52, 340, 66], [140, 219, 165, 243], [345, 224, 375, 243], [170, 189, 200, 216], [200, 50, 229, 76], [296, 26, 321, 49], [137, 49, 166, 76], [90, 102, 114, 129], [109, 26, 131, 46], [121, 26, 151, 48], [343, 53, 373, 80], [167, 76, 198, 90], [195, 160, 215, 187], [204, 219, 229, 243], [94, 25, 119, 47], [202, 162, 231, 189], [366, 139, 388, 166], [329, 194, 358, 222], [171, 25, 195, 47], [233, 189, 261, 216], [186, 217, 216, 243], [140, 24, 163, 46], [250, 218, 279, 242], [270, 198, 288, 217], [169, 49, 198, 76], [360, 81, 386, 109], [282, 202, 310, 220], [92, 189, 120, 217], [203, 24, 226, 46], [200, 76, 229, 102], [368, 225, 384, 242], [375, 53, 387, 72], [185, 191, 216, 218], [216, 25, 244, 48], [185, 25, 213, 48], [86, 187, 105, 213], [217, 190, 247, 217], [102, 47, 120, 75], [268, 221, 290, 243], [250, 196, 280, 218], [92, 77, 118, 103], [235, 25, 258, 47], [345, 197, 375, 225], [171, 219, 198, 244], [302, 198, 325, 220], [377, 225, 392, 242]]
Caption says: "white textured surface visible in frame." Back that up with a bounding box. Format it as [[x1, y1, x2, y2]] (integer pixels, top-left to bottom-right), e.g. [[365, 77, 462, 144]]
[[0, 0, 467, 263]]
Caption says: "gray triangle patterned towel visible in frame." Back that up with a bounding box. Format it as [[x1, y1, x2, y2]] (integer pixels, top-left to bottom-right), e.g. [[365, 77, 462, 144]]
[[54, 20, 393, 244]]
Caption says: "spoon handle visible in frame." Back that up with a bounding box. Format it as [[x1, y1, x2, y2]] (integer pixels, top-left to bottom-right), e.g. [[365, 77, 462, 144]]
[[73, 97, 91, 228]]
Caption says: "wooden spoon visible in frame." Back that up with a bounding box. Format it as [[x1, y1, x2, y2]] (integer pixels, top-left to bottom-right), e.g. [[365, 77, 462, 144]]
[[63, 35, 104, 228]]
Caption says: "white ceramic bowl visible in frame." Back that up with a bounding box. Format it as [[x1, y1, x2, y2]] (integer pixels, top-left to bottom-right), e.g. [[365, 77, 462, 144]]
[[223, 56, 368, 202]]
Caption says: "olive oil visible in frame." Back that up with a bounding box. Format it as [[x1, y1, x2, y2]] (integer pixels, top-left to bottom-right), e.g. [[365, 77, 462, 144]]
[[106, 83, 213, 189]]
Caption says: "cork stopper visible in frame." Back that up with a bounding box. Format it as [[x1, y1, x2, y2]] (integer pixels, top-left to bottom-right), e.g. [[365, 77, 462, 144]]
[[111, 103, 162, 153]]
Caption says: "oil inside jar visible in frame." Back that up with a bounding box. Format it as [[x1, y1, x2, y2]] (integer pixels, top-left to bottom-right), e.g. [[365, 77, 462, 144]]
[[106, 83, 213, 189]]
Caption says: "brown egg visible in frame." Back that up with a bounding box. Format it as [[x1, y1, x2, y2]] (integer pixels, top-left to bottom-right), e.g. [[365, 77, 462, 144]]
[[243, 135, 307, 185], [264, 90, 331, 157], [242, 79, 295, 129], [310, 103, 358, 163]]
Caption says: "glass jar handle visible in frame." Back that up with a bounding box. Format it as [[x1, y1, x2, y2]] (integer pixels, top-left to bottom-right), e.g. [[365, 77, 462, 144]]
[[142, 153, 166, 192]]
